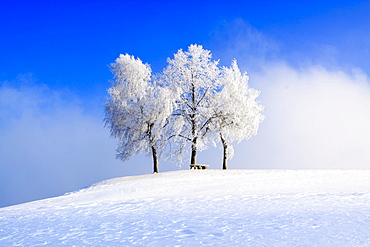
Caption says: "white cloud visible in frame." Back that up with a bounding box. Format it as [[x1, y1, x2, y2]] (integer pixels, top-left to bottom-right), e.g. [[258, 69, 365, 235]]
[[231, 63, 370, 169]]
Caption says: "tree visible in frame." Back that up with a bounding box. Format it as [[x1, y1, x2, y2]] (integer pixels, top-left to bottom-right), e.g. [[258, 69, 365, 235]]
[[105, 54, 172, 173], [163, 44, 221, 165], [211, 60, 264, 169]]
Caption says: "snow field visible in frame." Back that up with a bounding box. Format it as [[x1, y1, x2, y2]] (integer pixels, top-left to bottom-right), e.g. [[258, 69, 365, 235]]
[[1, 170, 370, 246]]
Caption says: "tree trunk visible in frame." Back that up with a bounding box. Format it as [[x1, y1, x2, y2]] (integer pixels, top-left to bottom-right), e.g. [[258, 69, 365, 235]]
[[220, 134, 228, 170], [151, 145, 159, 173], [190, 81, 197, 166], [147, 123, 159, 173], [191, 137, 197, 165]]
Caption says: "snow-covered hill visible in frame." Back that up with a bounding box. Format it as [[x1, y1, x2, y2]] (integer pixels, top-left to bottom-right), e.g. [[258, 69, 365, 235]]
[[1, 170, 370, 246]]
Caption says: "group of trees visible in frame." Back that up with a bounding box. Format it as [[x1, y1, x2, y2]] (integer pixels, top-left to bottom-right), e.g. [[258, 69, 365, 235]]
[[105, 44, 264, 173]]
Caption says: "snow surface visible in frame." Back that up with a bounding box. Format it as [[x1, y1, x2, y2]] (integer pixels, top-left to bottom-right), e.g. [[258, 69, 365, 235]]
[[1, 169, 370, 246]]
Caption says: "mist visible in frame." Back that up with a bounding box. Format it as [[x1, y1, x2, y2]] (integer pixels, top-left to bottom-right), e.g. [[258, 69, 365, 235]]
[[0, 79, 173, 207], [229, 64, 370, 169]]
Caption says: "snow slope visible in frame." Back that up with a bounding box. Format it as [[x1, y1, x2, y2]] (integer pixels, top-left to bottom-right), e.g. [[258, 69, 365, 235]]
[[1, 170, 370, 246]]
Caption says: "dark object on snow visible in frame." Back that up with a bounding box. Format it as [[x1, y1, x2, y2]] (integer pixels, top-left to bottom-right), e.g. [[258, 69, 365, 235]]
[[190, 164, 209, 170]]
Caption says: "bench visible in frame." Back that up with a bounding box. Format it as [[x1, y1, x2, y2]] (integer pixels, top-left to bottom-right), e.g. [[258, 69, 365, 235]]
[[190, 164, 209, 170]]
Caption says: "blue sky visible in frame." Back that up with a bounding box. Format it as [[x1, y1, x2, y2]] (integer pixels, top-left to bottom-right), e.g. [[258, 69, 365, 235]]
[[1, 0, 370, 207]]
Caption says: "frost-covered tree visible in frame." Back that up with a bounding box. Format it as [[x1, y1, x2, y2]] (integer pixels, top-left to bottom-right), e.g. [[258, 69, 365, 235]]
[[105, 45, 264, 172], [105, 54, 173, 173], [211, 60, 264, 169], [163, 44, 221, 165]]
